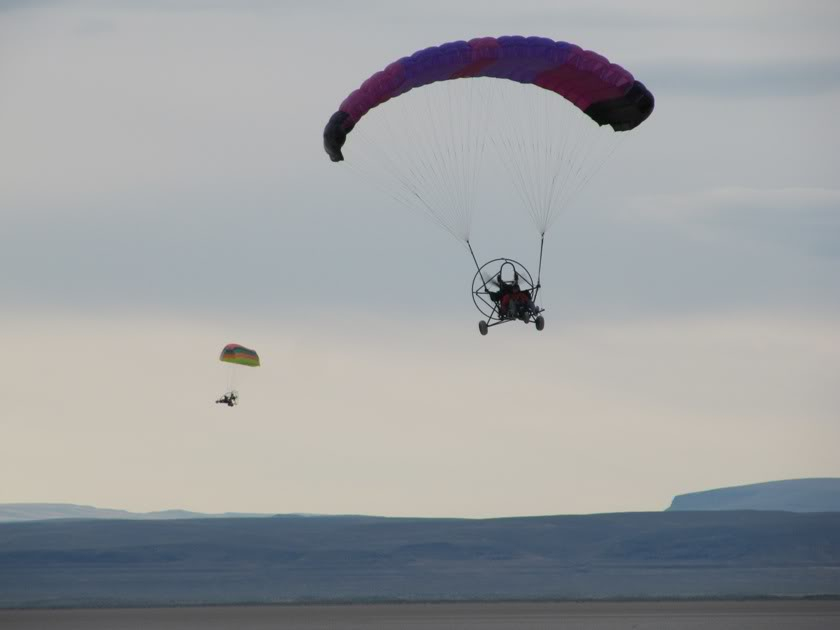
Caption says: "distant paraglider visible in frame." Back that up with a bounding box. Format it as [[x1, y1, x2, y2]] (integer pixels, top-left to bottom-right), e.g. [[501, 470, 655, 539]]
[[323, 35, 654, 334], [216, 343, 259, 407]]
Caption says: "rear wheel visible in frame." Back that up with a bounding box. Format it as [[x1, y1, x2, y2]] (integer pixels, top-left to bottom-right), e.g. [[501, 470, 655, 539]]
[[478, 320, 488, 336], [535, 315, 545, 331]]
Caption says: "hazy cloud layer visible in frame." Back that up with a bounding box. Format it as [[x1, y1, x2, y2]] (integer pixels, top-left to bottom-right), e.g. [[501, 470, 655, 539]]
[[648, 58, 840, 97], [1, 1, 838, 514], [2, 312, 838, 516], [626, 187, 840, 257]]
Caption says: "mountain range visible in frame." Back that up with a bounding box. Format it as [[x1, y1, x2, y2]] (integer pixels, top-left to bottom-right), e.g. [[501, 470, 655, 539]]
[[2, 511, 839, 607], [4, 478, 838, 523], [3, 478, 839, 607]]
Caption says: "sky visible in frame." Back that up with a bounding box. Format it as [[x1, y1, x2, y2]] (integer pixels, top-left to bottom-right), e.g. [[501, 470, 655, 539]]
[[1, 0, 838, 517]]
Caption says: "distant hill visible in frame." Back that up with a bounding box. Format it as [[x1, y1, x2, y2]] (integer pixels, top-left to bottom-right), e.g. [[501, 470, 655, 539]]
[[1, 511, 839, 607], [667, 478, 840, 512], [0, 503, 270, 523]]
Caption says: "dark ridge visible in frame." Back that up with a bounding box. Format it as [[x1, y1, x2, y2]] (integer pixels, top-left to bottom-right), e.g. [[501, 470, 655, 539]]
[[667, 478, 840, 512]]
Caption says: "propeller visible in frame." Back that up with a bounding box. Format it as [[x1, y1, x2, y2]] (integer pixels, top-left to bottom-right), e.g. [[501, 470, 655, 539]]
[[478, 270, 502, 292]]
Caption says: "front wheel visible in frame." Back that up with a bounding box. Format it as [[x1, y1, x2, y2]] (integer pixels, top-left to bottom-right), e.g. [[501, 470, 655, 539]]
[[478, 320, 488, 336], [535, 315, 545, 331]]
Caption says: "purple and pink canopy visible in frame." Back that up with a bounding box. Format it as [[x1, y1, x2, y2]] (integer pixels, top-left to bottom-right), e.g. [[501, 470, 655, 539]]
[[324, 36, 654, 162]]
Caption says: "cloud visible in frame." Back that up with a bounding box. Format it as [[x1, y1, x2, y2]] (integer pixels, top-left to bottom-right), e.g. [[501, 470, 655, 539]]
[[647, 58, 840, 97], [0, 0, 54, 10], [627, 187, 840, 257], [634, 186, 840, 215]]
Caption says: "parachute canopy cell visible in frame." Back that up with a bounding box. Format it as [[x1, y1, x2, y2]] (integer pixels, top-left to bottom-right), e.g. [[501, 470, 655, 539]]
[[219, 344, 260, 367], [324, 35, 654, 162]]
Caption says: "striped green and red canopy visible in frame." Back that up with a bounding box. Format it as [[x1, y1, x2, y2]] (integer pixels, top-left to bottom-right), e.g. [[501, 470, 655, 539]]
[[219, 344, 260, 367]]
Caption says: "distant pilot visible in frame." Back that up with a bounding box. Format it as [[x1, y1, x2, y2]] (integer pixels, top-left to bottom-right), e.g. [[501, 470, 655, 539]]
[[215, 392, 238, 407]]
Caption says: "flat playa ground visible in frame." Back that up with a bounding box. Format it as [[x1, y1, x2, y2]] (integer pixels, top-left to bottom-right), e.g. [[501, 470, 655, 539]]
[[2, 600, 839, 629]]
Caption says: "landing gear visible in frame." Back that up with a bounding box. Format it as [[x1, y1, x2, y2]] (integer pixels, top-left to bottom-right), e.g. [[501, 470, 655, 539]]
[[535, 315, 545, 331], [478, 320, 489, 336]]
